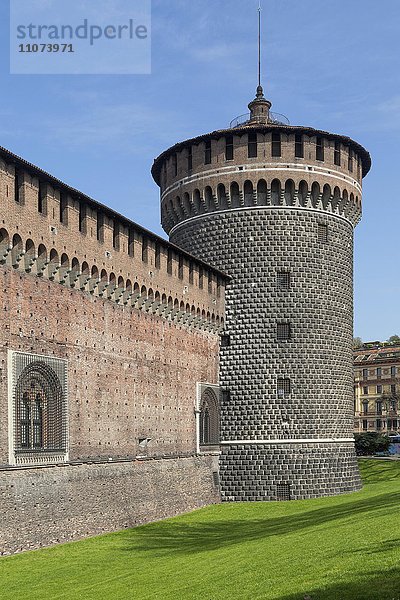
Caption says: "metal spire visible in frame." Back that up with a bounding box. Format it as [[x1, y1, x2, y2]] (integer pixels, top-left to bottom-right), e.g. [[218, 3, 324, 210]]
[[258, 1, 262, 88]]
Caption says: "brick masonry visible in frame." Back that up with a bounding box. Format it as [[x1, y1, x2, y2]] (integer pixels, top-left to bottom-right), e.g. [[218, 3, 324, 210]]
[[0, 453, 219, 555]]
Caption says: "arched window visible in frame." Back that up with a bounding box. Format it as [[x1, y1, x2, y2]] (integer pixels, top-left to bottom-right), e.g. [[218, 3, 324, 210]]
[[217, 184, 227, 209], [284, 180, 295, 206], [199, 387, 220, 445], [244, 180, 254, 206], [271, 179, 281, 206], [230, 182, 240, 208], [257, 179, 267, 204], [14, 357, 67, 458]]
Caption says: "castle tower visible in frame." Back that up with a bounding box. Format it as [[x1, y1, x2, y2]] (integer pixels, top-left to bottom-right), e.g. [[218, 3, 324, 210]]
[[152, 78, 371, 500]]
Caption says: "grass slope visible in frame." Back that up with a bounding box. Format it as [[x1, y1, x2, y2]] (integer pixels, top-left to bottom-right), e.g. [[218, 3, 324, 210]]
[[1, 459, 400, 600]]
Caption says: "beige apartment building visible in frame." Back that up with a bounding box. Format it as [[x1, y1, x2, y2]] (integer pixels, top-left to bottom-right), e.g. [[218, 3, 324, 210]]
[[354, 344, 400, 434]]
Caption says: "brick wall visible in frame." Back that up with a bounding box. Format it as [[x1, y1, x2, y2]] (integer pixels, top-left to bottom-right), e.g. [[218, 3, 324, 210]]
[[0, 454, 220, 555]]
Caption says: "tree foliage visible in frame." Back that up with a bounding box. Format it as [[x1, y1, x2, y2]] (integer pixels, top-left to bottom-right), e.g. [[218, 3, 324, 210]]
[[354, 433, 391, 456]]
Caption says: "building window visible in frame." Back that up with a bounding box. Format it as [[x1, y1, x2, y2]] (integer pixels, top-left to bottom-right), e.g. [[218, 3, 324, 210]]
[[334, 141, 341, 166], [97, 212, 104, 242], [172, 153, 178, 177], [391, 366, 396, 377], [60, 193, 68, 224], [376, 367, 382, 379], [388, 419, 392, 430], [362, 401, 368, 415], [113, 221, 120, 251], [393, 419, 398, 430], [226, 135, 234, 161], [316, 137, 324, 161], [376, 401, 383, 415], [376, 419, 382, 430], [248, 132, 257, 158], [377, 385, 382, 394], [155, 243, 161, 268], [187, 146, 192, 171], [141, 236, 148, 262], [276, 484, 291, 501], [362, 419, 368, 431], [38, 182, 46, 214], [14, 169, 23, 203], [208, 272, 213, 293], [295, 134, 303, 158], [363, 386, 369, 395], [128, 229, 134, 256], [199, 387, 219, 445], [271, 133, 281, 157], [178, 255, 184, 279], [362, 368, 368, 379], [189, 261, 194, 284], [220, 334, 230, 348], [79, 203, 86, 234], [205, 140, 212, 165], [12, 352, 68, 465], [318, 223, 328, 243], [167, 248, 173, 275], [277, 323, 291, 340], [348, 149, 353, 172], [277, 271, 290, 290], [277, 378, 291, 398], [199, 266, 203, 289], [391, 385, 396, 396]]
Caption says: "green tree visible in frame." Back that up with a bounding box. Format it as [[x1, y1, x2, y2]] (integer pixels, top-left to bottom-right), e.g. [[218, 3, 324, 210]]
[[353, 337, 363, 349], [387, 335, 400, 345], [354, 433, 391, 456]]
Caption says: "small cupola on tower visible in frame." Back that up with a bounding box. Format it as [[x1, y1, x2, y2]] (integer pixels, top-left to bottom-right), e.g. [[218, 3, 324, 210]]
[[248, 84, 271, 124]]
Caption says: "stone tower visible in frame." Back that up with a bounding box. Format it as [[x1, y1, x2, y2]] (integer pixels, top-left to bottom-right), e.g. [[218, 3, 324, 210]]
[[151, 82, 371, 501]]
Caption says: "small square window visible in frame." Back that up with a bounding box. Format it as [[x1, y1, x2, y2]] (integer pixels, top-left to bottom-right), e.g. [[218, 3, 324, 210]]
[[318, 223, 328, 243], [277, 271, 290, 290], [277, 323, 291, 340], [220, 334, 230, 348], [276, 483, 291, 501]]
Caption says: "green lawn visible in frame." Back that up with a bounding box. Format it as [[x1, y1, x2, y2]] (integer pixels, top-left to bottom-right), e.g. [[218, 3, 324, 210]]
[[1, 459, 400, 600]]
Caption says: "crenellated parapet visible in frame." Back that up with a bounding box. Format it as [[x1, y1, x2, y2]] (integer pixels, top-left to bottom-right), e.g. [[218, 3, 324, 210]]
[[0, 146, 228, 334]]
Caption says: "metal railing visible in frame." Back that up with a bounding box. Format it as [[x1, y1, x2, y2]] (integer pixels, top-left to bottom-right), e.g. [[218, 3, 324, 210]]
[[229, 111, 290, 128]]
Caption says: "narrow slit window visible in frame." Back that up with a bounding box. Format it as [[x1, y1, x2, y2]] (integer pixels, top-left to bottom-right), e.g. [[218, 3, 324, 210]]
[[167, 248, 173, 275], [205, 140, 212, 165], [248, 132, 257, 158], [38, 181, 46, 214], [155, 243, 161, 268], [97, 212, 104, 242], [60, 193, 68, 224], [128, 229, 134, 256], [348, 149, 353, 172], [295, 134, 303, 158], [79, 203, 86, 234], [14, 169, 23, 203], [113, 221, 120, 250], [187, 146, 192, 171], [178, 255, 184, 279], [189, 262, 194, 284], [226, 135, 234, 161], [172, 153, 178, 177], [316, 137, 324, 161], [141, 236, 148, 262], [271, 132, 281, 157], [198, 266, 203, 289], [334, 141, 341, 166]]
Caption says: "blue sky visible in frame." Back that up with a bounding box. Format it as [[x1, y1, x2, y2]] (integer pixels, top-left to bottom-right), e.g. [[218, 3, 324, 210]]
[[1, 0, 399, 342]]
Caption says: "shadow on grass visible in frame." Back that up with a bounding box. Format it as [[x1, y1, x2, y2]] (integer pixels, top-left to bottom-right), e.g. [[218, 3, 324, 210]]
[[124, 491, 400, 556], [278, 567, 400, 600], [359, 460, 400, 485]]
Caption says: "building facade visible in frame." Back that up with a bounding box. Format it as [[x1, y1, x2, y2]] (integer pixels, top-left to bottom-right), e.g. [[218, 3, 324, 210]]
[[354, 344, 400, 434], [152, 85, 371, 501]]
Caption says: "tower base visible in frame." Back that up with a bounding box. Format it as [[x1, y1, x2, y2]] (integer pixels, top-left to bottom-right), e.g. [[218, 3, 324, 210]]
[[219, 442, 362, 501]]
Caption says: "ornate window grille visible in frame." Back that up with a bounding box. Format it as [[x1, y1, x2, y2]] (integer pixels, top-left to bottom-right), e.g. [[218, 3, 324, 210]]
[[9, 351, 68, 466]]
